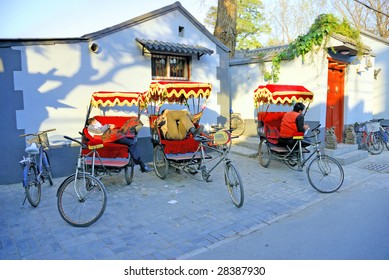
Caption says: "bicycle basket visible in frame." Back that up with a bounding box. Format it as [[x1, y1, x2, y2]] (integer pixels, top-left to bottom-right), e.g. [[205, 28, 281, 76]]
[[365, 122, 380, 133], [354, 123, 367, 133], [213, 130, 231, 146], [27, 132, 50, 149]]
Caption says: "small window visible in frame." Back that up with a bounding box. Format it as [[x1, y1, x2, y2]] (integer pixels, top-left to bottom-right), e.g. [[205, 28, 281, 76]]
[[178, 26, 185, 37], [151, 54, 190, 80]]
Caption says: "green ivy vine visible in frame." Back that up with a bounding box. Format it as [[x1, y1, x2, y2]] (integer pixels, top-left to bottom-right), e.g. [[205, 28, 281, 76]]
[[265, 14, 364, 83]]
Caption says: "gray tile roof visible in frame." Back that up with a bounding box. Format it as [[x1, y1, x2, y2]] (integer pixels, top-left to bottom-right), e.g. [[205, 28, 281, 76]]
[[234, 45, 289, 60], [136, 38, 214, 57]]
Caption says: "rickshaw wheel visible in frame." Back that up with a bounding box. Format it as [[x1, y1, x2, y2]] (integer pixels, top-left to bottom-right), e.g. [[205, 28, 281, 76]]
[[153, 145, 169, 179], [124, 157, 134, 185], [258, 138, 271, 168]]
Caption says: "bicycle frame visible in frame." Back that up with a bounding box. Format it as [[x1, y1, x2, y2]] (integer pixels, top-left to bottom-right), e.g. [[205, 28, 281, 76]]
[[64, 136, 105, 200], [189, 134, 232, 181], [270, 127, 322, 170]]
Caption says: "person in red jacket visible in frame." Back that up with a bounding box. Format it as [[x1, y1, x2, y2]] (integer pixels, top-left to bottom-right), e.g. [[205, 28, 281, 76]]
[[279, 102, 310, 147]]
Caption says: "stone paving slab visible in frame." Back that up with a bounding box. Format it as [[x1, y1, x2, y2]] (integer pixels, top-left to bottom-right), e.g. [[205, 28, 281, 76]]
[[0, 148, 388, 260]]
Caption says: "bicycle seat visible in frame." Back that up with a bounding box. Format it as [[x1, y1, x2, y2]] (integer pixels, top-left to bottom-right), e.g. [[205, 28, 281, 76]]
[[25, 143, 39, 154]]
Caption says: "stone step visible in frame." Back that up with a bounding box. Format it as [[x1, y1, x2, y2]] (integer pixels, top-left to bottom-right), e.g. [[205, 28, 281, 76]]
[[324, 143, 359, 156], [232, 136, 259, 151], [230, 144, 258, 158], [329, 149, 369, 165]]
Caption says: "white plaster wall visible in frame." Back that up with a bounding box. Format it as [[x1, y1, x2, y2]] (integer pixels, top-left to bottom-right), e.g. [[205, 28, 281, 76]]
[[343, 55, 375, 124], [13, 9, 221, 145], [360, 34, 389, 119]]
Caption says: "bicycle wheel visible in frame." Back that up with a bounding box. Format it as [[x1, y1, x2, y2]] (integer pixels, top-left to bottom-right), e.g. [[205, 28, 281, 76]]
[[230, 115, 245, 137], [124, 157, 134, 185], [224, 162, 244, 207], [258, 138, 271, 168], [366, 132, 384, 155], [306, 155, 344, 193], [384, 129, 389, 151], [23, 164, 41, 207], [42, 151, 53, 185], [57, 173, 107, 227], [153, 145, 169, 179]]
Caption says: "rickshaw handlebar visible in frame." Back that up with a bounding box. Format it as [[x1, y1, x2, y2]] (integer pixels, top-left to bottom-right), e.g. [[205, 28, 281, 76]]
[[64, 135, 87, 149]]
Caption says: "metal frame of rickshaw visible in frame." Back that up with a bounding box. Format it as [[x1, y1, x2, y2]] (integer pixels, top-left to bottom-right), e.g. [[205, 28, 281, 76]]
[[254, 84, 344, 193], [80, 91, 146, 185], [145, 81, 244, 207]]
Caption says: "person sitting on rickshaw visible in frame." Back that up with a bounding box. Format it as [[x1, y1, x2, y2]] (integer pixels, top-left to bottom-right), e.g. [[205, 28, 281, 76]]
[[279, 102, 311, 148], [156, 109, 204, 140], [87, 117, 153, 173]]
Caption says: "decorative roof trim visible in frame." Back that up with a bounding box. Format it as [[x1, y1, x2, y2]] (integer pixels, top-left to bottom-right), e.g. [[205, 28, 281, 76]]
[[136, 38, 214, 59]]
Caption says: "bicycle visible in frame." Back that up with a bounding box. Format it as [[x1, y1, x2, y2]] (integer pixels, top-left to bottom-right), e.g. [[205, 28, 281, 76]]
[[154, 129, 244, 207], [211, 111, 245, 138], [354, 120, 384, 155], [19, 129, 56, 207], [372, 118, 389, 151], [230, 111, 245, 137], [258, 124, 344, 193], [57, 136, 107, 227]]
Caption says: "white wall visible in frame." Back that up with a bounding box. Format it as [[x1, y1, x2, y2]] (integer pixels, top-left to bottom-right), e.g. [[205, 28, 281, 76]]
[[360, 33, 389, 119], [13, 9, 222, 145]]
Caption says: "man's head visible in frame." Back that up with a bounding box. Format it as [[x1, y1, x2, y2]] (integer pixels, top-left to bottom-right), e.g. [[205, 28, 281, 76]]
[[293, 102, 305, 113], [87, 117, 98, 125]]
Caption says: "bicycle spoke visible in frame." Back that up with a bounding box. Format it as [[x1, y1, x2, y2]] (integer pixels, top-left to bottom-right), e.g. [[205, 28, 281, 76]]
[[307, 155, 344, 193]]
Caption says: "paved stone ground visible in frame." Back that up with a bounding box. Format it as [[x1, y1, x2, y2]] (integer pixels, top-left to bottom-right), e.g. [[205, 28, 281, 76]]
[[0, 141, 388, 260]]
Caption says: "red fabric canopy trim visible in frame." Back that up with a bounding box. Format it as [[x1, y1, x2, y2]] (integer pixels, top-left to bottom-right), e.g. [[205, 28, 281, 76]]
[[91, 91, 145, 107], [254, 84, 314, 107], [147, 81, 212, 104]]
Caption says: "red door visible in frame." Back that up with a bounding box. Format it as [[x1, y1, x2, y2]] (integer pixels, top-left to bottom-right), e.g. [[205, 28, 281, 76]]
[[326, 58, 346, 142]]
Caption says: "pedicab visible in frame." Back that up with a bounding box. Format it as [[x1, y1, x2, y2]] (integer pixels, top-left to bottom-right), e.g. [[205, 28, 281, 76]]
[[145, 80, 244, 207], [79, 91, 146, 185], [254, 84, 344, 193]]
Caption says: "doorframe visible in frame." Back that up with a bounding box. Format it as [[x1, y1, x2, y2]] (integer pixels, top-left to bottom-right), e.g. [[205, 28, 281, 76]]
[[326, 57, 347, 143]]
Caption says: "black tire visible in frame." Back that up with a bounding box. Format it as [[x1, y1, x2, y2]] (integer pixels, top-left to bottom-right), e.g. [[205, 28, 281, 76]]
[[307, 155, 344, 193], [42, 151, 53, 185], [24, 164, 41, 207], [258, 138, 271, 168], [124, 157, 134, 185], [230, 115, 245, 137], [153, 145, 169, 179], [57, 173, 107, 227], [224, 163, 244, 207], [366, 132, 384, 155]]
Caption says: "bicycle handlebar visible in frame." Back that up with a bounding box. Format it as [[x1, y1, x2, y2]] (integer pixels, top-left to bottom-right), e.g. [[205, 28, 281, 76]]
[[20, 128, 56, 138], [64, 135, 88, 149]]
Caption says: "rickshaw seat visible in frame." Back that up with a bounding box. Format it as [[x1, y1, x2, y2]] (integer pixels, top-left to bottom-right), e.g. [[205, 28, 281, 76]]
[[81, 116, 134, 158], [258, 112, 286, 144], [148, 114, 200, 154]]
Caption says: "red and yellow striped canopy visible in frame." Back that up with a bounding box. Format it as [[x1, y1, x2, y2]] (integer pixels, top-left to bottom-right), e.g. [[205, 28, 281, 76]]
[[254, 84, 314, 107], [90, 91, 145, 107], [147, 81, 212, 104]]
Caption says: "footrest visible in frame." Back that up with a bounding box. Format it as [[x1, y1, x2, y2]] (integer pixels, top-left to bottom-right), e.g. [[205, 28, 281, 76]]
[[166, 152, 211, 161], [85, 157, 129, 167]]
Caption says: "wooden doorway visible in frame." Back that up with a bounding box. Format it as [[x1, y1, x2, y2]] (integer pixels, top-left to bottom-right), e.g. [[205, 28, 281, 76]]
[[326, 58, 346, 142]]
